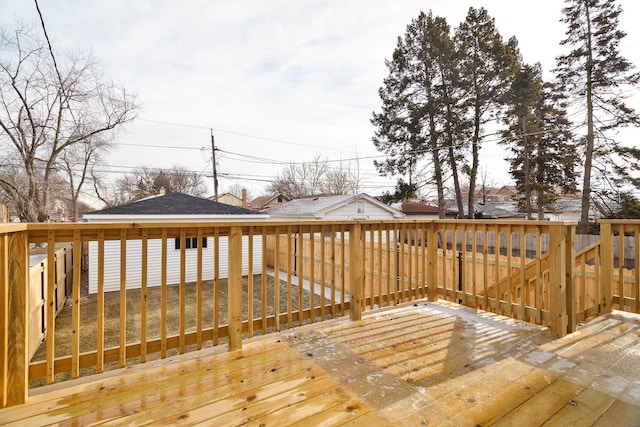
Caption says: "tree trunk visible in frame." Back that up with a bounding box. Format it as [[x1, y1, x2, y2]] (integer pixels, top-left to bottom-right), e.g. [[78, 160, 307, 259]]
[[429, 113, 446, 219], [580, 4, 595, 234], [522, 118, 533, 220], [468, 101, 481, 219]]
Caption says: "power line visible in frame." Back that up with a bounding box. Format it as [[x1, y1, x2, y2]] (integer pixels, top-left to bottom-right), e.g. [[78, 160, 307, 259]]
[[137, 117, 363, 153], [116, 142, 205, 151]]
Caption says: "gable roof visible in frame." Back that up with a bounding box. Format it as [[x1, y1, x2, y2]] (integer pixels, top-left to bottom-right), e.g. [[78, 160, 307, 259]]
[[250, 194, 291, 210], [266, 194, 404, 219], [85, 193, 260, 216], [402, 201, 456, 216]]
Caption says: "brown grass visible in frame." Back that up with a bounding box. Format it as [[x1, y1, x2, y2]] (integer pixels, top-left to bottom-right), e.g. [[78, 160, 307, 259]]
[[30, 273, 330, 387]]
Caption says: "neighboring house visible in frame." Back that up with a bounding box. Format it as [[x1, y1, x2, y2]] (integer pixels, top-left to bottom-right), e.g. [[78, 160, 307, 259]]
[[250, 194, 291, 211], [401, 200, 457, 219], [267, 194, 405, 220], [83, 193, 269, 294], [215, 193, 244, 207], [474, 185, 518, 203], [475, 203, 524, 220]]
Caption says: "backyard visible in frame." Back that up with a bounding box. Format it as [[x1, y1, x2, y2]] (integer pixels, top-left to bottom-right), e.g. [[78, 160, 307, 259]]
[[30, 273, 329, 387]]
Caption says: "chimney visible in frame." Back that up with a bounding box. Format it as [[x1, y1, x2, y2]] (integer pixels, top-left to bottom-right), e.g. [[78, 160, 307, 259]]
[[242, 188, 247, 208]]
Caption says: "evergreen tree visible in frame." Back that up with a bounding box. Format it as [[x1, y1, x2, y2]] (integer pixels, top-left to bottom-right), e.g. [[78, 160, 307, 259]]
[[501, 74, 578, 220], [556, 0, 640, 232], [372, 12, 456, 218], [454, 7, 521, 218], [533, 82, 579, 218], [501, 63, 543, 219]]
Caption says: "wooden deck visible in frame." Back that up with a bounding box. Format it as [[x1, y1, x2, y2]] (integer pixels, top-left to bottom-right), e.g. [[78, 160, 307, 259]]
[[2, 300, 640, 426]]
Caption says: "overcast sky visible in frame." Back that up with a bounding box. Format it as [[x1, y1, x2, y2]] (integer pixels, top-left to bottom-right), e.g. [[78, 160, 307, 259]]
[[2, 0, 640, 200]]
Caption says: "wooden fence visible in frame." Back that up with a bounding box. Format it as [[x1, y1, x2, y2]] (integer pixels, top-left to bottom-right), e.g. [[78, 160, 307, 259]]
[[27, 244, 73, 359], [0, 219, 637, 408]]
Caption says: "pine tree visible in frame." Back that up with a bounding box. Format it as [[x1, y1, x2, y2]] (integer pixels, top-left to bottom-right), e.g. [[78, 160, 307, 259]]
[[556, 0, 640, 232], [500, 63, 543, 219], [533, 82, 579, 219], [454, 7, 521, 218], [372, 12, 456, 217], [501, 68, 579, 221]]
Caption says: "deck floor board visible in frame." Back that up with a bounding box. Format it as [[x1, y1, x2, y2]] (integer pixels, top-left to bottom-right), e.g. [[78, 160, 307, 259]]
[[2, 300, 639, 426]]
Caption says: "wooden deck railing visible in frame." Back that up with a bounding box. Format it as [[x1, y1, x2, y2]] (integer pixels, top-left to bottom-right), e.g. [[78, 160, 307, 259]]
[[600, 220, 640, 315], [0, 218, 636, 408]]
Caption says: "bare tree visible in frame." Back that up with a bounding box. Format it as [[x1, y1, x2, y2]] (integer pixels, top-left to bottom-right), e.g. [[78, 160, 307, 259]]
[[94, 165, 207, 207], [0, 25, 138, 221], [322, 163, 361, 195], [225, 183, 252, 202], [59, 136, 110, 220], [268, 155, 328, 198]]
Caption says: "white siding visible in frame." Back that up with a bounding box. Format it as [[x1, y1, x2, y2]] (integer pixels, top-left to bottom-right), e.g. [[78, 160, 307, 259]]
[[327, 200, 398, 220], [88, 236, 263, 294]]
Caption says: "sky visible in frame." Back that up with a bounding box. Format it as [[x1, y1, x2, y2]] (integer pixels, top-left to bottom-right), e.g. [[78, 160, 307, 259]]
[[2, 0, 640, 202]]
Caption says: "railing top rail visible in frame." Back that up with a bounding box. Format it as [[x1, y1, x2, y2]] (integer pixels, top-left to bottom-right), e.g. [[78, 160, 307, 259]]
[[1, 218, 580, 231], [0, 223, 27, 234], [598, 219, 640, 225]]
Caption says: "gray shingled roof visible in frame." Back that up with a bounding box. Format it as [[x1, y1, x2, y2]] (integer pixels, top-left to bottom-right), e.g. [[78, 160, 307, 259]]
[[86, 193, 260, 216], [266, 195, 354, 216]]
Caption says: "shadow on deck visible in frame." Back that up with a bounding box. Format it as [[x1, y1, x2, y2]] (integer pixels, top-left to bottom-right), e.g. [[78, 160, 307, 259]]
[[2, 300, 640, 426]]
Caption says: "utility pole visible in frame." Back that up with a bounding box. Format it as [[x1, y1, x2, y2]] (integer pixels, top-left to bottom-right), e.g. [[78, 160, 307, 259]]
[[211, 129, 219, 201]]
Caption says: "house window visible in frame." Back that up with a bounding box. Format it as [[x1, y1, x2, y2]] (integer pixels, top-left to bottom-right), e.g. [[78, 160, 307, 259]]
[[174, 237, 208, 250], [356, 201, 365, 214]]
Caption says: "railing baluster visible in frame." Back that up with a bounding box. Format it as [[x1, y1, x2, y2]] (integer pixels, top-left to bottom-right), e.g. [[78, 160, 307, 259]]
[[286, 225, 292, 329], [377, 224, 383, 306], [273, 228, 280, 331], [248, 226, 254, 337], [179, 229, 186, 354], [320, 226, 326, 320], [309, 226, 315, 323], [161, 229, 167, 357], [349, 223, 362, 321], [368, 225, 375, 310], [261, 227, 267, 333], [340, 226, 346, 316], [506, 225, 513, 317], [297, 225, 303, 325], [618, 224, 625, 310], [386, 226, 392, 305], [118, 229, 126, 368], [330, 225, 336, 317], [46, 231, 56, 384], [482, 225, 489, 310], [72, 230, 82, 377], [97, 230, 105, 373], [141, 229, 148, 362], [426, 222, 437, 302], [196, 228, 203, 348], [213, 228, 220, 344]]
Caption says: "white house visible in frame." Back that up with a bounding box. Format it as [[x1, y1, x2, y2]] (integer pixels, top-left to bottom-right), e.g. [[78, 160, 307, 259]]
[[266, 193, 405, 220], [83, 193, 269, 294]]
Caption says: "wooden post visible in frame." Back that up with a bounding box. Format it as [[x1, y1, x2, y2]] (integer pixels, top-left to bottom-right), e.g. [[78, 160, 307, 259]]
[[5, 231, 29, 406], [0, 233, 8, 408], [599, 221, 613, 314], [426, 223, 437, 302], [548, 224, 568, 338], [348, 223, 362, 321], [228, 226, 243, 351], [565, 224, 577, 333]]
